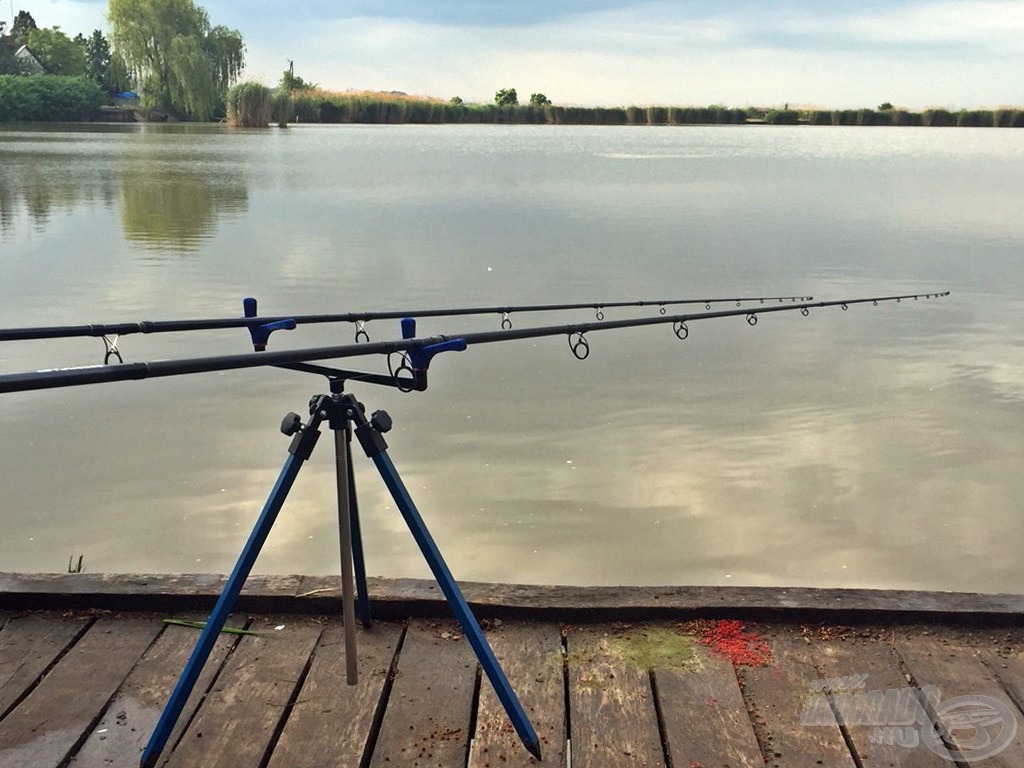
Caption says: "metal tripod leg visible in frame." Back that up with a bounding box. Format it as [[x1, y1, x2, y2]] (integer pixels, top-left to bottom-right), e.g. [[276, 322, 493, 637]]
[[352, 408, 542, 760], [140, 408, 323, 768], [334, 428, 359, 685], [345, 435, 372, 626]]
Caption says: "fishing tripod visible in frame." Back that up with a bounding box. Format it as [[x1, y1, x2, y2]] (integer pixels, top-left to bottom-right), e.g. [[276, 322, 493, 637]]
[[140, 325, 541, 767]]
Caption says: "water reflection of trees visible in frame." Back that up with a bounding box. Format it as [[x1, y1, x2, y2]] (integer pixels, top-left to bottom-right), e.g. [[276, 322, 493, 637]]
[[0, 153, 117, 230], [118, 168, 248, 252], [0, 144, 249, 253]]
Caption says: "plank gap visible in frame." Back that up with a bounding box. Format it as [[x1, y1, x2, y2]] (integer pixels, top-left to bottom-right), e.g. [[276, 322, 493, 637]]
[[256, 623, 321, 768], [821, 676, 868, 768], [54, 618, 171, 768], [734, 666, 771, 765], [560, 629, 571, 745], [359, 622, 408, 768], [164, 615, 254, 757], [647, 669, 674, 768], [465, 664, 482, 768], [0, 615, 95, 723]]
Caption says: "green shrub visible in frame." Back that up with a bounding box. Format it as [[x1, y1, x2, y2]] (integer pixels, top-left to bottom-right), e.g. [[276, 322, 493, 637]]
[[764, 109, 799, 124], [0, 74, 104, 121]]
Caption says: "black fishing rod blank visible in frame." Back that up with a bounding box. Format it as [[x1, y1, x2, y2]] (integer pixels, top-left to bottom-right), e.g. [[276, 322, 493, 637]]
[[0, 292, 949, 394], [0, 293, 815, 348]]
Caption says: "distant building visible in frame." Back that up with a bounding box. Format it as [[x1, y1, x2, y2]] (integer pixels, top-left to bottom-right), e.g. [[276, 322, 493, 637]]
[[14, 45, 45, 74]]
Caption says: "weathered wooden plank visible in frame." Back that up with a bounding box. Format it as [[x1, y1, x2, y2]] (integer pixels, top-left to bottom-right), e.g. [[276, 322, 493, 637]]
[[0, 616, 160, 768], [811, 629, 952, 766], [368, 620, 476, 768], [162, 616, 323, 768], [654, 645, 763, 767], [981, 645, 1024, 712], [565, 625, 665, 768], [68, 615, 246, 768], [0, 613, 92, 720], [267, 620, 404, 768], [470, 622, 565, 767], [738, 630, 856, 768], [896, 635, 1024, 767]]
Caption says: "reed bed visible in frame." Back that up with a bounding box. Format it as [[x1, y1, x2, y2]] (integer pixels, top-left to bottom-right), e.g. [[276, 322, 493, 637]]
[[223, 83, 1024, 128], [267, 89, 753, 126], [225, 82, 273, 127]]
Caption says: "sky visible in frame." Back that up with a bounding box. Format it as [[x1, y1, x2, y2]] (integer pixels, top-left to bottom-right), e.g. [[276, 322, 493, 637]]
[[9, 0, 1024, 109]]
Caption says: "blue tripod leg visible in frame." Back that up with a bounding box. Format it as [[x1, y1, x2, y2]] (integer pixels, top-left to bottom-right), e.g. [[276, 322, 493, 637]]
[[140, 409, 322, 768], [357, 427, 541, 760]]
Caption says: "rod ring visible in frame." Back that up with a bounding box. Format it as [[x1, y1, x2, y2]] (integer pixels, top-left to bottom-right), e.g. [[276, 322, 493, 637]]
[[102, 335, 123, 365], [355, 321, 369, 343], [746, 313, 758, 326], [659, 305, 666, 315], [801, 307, 809, 317], [501, 313, 512, 330], [873, 300, 879, 306], [595, 308, 604, 321], [388, 352, 415, 392], [705, 302, 711, 310], [673, 321, 689, 340], [569, 332, 590, 360]]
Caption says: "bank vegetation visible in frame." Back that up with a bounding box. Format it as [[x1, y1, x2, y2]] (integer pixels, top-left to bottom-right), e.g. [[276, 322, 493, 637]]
[[224, 85, 1024, 129]]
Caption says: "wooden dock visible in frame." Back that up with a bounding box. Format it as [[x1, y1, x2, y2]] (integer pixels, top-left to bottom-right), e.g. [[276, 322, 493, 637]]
[[3, 574, 1024, 767]]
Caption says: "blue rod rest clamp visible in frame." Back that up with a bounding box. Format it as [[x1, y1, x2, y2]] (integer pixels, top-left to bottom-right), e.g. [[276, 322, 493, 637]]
[[244, 297, 296, 352], [401, 317, 466, 370]]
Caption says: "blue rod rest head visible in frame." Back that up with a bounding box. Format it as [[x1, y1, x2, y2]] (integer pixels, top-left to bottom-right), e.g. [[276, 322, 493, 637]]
[[400, 317, 465, 370], [243, 298, 295, 351], [248, 319, 296, 351], [409, 338, 467, 370]]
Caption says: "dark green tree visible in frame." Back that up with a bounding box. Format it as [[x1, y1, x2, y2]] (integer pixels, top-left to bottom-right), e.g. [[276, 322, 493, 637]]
[[75, 30, 121, 92], [494, 87, 517, 106], [529, 93, 550, 106], [878, 102, 894, 111], [108, 0, 244, 120], [10, 10, 37, 44]]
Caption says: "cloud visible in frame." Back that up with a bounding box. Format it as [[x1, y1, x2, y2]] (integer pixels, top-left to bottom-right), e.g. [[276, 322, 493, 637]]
[[16, 0, 1024, 108]]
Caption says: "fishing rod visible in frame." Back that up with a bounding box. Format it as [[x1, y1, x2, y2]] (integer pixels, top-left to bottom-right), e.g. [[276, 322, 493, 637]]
[[0, 292, 948, 394], [3, 287, 948, 767], [0, 293, 814, 358]]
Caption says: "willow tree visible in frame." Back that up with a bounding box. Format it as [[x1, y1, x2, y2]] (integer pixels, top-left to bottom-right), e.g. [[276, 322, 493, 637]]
[[108, 0, 244, 120]]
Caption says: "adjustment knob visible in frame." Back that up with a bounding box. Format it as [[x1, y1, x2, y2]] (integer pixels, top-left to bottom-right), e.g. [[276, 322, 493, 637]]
[[281, 412, 303, 436], [370, 410, 392, 433]]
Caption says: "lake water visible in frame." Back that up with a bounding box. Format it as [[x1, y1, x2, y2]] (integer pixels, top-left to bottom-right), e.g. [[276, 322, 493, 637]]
[[1, 123, 1022, 592]]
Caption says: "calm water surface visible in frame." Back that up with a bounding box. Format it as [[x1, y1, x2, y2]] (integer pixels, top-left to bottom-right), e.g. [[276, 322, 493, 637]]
[[1, 123, 1022, 591]]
